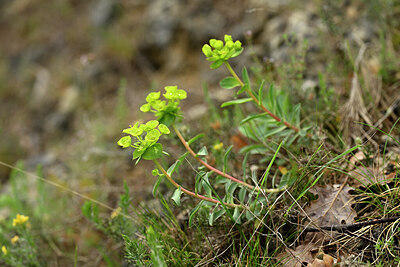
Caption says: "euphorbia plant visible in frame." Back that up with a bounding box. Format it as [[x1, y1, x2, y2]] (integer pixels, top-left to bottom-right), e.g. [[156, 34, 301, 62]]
[[119, 35, 310, 225]]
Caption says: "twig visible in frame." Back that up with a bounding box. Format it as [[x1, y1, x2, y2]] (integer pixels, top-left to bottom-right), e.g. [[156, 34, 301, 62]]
[[304, 216, 400, 233]]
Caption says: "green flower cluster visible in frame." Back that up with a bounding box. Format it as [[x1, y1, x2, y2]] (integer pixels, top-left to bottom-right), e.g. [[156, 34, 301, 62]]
[[118, 120, 170, 162], [140, 86, 187, 125], [202, 35, 243, 69]]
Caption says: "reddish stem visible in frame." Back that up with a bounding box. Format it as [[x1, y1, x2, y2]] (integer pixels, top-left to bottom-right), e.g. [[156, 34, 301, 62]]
[[172, 124, 255, 190], [153, 160, 240, 208], [224, 62, 301, 133]]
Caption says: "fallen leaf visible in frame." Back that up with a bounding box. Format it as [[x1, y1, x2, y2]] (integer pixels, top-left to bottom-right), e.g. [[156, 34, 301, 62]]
[[349, 150, 366, 165], [276, 242, 316, 267], [304, 184, 357, 244], [306, 184, 356, 226]]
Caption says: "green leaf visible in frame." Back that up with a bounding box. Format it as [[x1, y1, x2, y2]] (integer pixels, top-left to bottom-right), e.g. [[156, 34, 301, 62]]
[[158, 113, 176, 126], [167, 160, 180, 176], [209, 208, 226, 226], [210, 60, 224, 69], [226, 182, 238, 198], [188, 133, 205, 145], [219, 77, 241, 89], [132, 148, 145, 160], [261, 125, 287, 139], [238, 67, 250, 94], [237, 84, 248, 95], [142, 143, 163, 160], [257, 80, 266, 105], [117, 136, 132, 148], [201, 172, 212, 197], [197, 146, 208, 156], [189, 201, 204, 227], [240, 113, 268, 124], [152, 174, 164, 197], [232, 206, 241, 224], [238, 187, 246, 203], [171, 186, 182, 206], [232, 47, 243, 57], [223, 145, 233, 173], [221, 98, 252, 108], [242, 67, 250, 85]]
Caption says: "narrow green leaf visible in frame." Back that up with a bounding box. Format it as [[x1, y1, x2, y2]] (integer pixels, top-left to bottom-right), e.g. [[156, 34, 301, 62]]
[[152, 175, 164, 197], [219, 77, 241, 89], [167, 160, 180, 176], [242, 67, 250, 85], [221, 98, 253, 108], [226, 182, 238, 196], [238, 187, 246, 203], [257, 80, 266, 105], [189, 201, 204, 227], [201, 172, 212, 197], [171, 186, 182, 206], [197, 146, 208, 156], [209, 208, 226, 226], [188, 133, 205, 145], [223, 145, 233, 173], [245, 210, 255, 221], [261, 125, 287, 139], [240, 113, 268, 124], [232, 207, 241, 224], [237, 84, 248, 95], [238, 67, 250, 95], [267, 83, 275, 110]]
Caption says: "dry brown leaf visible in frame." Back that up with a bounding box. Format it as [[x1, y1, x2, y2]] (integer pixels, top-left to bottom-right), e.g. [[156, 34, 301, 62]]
[[306, 184, 356, 226], [349, 150, 366, 165], [307, 258, 326, 267], [276, 242, 316, 267]]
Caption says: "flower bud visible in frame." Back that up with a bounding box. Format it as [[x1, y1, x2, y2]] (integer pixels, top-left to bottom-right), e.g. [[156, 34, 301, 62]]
[[209, 39, 217, 47], [234, 40, 242, 50], [202, 44, 213, 57], [224, 34, 233, 43], [213, 40, 224, 49], [226, 40, 234, 49]]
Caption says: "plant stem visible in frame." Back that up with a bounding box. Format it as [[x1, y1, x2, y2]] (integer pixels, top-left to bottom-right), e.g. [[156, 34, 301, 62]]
[[153, 159, 240, 208], [172, 124, 254, 190], [172, 124, 285, 194], [224, 62, 301, 133]]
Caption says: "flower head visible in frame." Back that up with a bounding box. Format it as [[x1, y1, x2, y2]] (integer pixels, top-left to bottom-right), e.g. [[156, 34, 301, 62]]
[[202, 35, 243, 69], [12, 214, 29, 227], [11, 235, 19, 244], [140, 86, 187, 125], [118, 121, 170, 163], [2, 246, 7, 255]]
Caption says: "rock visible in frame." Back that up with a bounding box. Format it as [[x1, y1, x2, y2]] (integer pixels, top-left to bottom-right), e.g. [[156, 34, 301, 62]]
[[90, 0, 117, 28]]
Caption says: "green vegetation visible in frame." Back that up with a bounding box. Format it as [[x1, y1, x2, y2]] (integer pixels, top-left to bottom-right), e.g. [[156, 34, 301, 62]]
[[1, 1, 400, 266]]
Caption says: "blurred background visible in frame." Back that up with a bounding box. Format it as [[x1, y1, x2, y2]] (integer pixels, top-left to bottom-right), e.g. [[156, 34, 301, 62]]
[[0, 0, 399, 265]]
